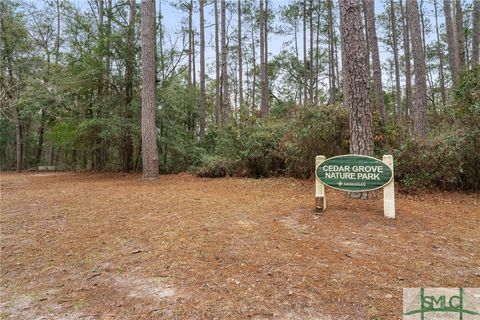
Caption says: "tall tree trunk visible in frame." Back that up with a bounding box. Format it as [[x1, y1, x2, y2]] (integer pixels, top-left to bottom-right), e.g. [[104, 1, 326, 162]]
[[96, 0, 104, 97], [55, 0, 61, 63], [408, 0, 428, 137], [259, 0, 267, 115], [294, 18, 301, 106], [334, 21, 340, 92], [192, 26, 196, 88], [251, 25, 256, 112], [303, 0, 307, 106], [187, 0, 195, 134], [362, 0, 371, 75], [14, 106, 22, 172], [105, 0, 112, 87], [315, 3, 320, 105], [214, 0, 221, 125], [237, 0, 244, 115], [400, 0, 412, 117], [158, 0, 165, 82], [94, 0, 105, 171], [340, 13, 349, 108], [35, 109, 46, 165], [328, 0, 336, 104], [188, 1, 193, 88], [123, 0, 135, 172], [365, 0, 385, 120], [309, 0, 314, 105], [264, 0, 269, 114], [419, 1, 434, 110], [472, 0, 480, 66], [444, 0, 459, 84], [390, 0, 402, 119], [244, 43, 250, 107], [220, 0, 229, 122], [434, 0, 447, 105], [141, 0, 159, 179], [199, 0, 206, 137], [455, 0, 466, 69], [339, 0, 373, 199]]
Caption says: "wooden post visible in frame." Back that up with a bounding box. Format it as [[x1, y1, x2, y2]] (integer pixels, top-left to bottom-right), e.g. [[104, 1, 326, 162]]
[[382, 155, 395, 218], [315, 156, 327, 213]]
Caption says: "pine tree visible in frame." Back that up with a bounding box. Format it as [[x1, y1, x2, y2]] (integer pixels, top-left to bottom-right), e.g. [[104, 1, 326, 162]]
[[365, 0, 385, 119], [472, 0, 480, 65], [259, 0, 268, 115], [339, 0, 374, 199], [444, 0, 459, 84], [214, 0, 221, 125], [408, 0, 428, 137], [199, 0, 206, 137], [433, 0, 447, 105], [238, 0, 244, 115], [339, 0, 373, 155], [221, 0, 229, 122], [389, 0, 402, 119], [122, 0, 136, 171], [140, 0, 159, 179]]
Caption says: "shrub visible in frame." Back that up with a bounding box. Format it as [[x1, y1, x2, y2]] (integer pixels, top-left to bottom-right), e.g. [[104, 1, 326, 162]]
[[196, 154, 236, 178], [392, 131, 465, 190], [452, 68, 480, 191], [237, 119, 286, 177], [198, 118, 287, 178], [381, 68, 480, 192], [280, 104, 349, 178]]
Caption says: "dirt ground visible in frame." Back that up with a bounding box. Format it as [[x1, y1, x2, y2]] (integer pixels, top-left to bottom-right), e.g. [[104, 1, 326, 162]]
[[0, 172, 479, 319]]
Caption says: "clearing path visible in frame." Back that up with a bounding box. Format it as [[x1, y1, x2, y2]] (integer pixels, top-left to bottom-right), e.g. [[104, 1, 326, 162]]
[[0, 172, 479, 319]]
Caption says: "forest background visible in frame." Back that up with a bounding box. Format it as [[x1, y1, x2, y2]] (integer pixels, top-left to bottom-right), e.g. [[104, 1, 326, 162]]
[[1, 0, 479, 191]]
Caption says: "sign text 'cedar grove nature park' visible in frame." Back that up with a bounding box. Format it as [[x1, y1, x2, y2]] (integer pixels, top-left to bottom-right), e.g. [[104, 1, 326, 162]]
[[316, 155, 393, 192], [314, 154, 395, 218]]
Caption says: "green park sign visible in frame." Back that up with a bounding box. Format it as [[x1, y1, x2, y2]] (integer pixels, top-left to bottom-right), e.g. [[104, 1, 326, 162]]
[[316, 155, 393, 192]]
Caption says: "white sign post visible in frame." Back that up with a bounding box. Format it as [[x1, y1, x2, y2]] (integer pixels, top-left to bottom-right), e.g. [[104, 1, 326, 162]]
[[382, 155, 395, 219], [315, 154, 396, 218], [315, 155, 327, 212]]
